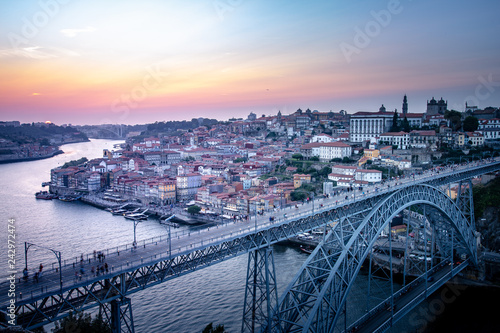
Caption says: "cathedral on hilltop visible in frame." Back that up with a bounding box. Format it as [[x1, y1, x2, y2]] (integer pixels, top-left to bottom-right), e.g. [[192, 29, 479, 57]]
[[426, 97, 447, 115]]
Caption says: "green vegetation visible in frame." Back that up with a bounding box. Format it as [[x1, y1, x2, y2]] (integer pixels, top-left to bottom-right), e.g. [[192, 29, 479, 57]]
[[141, 118, 219, 136], [202, 323, 226, 333], [390, 110, 400, 132], [473, 177, 500, 218], [463, 116, 479, 132], [444, 110, 462, 131], [187, 205, 202, 215], [401, 116, 411, 132], [290, 191, 307, 201], [291, 183, 317, 202], [0, 123, 88, 145], [53, 311, 111, 333], [61, 157, 88, 169], [233, 157, 247, 163]]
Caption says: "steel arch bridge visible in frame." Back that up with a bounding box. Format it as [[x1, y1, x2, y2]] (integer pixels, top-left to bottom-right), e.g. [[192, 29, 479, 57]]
[[269, 183, 477, 333]]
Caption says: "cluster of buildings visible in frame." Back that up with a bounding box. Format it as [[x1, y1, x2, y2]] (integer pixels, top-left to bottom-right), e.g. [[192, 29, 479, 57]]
[[350, 96, 500, 149], [0, 141, 61, 162], [46, 96, 499, 216]]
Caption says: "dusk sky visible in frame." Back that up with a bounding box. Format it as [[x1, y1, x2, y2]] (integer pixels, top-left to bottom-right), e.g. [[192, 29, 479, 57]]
[[1, 0, 499, 125]]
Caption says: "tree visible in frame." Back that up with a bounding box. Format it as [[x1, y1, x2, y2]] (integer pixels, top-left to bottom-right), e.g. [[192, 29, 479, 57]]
[[187, 205, 201, 215], [61, 157, 88, 169], [53, 311, 111, 333], [318, 166, 332, 177], [390, 110, 400, 132], [401, 117, 411, 132], [233, 157, 247, 163], [292, 153, 303, 160], [290, 191, 307, 201], [463, 116, 479, 132], [202, 323, 226, 333], [342, 156, 353, 163], [444, 110, 462, 131]]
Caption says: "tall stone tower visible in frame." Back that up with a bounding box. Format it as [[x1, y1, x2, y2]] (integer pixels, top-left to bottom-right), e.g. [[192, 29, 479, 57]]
[[402, 95, 408, 115]]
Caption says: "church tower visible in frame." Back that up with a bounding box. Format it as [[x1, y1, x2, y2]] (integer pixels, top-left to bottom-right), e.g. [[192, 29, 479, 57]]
[[402, 95, 408, 115]]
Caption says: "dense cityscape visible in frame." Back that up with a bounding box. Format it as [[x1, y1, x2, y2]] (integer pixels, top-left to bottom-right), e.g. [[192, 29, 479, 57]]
[[23, 97, 499, 222]]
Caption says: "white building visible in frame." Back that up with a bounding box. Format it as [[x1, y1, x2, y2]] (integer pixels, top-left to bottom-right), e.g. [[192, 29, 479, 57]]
[[478, 119, 500, 140], [328, 165, 382, 186], [465, 132, 484, 146], [331, 165, 357, 176], [301, 142, 352, 161], [478, 118, 500, 129], [402, 113, 425, 128], [478, 128, 500, 140], [354, 169, 382, 183], [379, 131, 410, 149], [311, 133, 335, 143], [349, 109, 394, 143]]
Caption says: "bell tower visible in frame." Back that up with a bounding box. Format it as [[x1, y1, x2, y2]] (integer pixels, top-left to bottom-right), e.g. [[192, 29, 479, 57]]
[[402, 94, 408, 115]]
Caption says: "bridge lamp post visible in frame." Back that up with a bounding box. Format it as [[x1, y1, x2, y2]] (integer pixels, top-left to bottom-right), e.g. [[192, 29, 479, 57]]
[[159, 215, 175, 258], [25, 242, 62, 294], [253, 200, 258, 232], [311, 192, 315, 215], [132, 219, 143, 246]]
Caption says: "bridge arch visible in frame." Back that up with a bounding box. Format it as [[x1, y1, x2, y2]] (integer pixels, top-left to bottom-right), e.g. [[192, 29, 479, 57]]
[[273, 184, 477, 332]]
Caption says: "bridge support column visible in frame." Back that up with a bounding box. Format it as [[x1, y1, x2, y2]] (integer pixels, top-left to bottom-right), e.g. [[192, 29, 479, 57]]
[[241, 247, 278, 333], [100, 297, 135, 333], [456, 179, 475, 228]]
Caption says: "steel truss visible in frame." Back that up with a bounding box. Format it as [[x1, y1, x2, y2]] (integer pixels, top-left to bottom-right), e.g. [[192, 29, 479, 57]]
[[242, 247, 278, 333], [9, 161, 500, 331], [271, 184, 478, 333], [99, 297, 135, 333]]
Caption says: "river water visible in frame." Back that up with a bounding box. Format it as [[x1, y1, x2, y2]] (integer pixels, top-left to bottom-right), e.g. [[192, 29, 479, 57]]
[[1, 139, 498, 332]]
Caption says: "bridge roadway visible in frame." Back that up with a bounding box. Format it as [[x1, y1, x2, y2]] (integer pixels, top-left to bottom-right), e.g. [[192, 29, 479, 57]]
[[1, 159, 499, 324], [349, 259, 471, 333]]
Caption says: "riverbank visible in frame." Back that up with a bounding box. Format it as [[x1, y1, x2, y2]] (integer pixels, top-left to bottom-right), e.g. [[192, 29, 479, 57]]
[[0, 149, 64, 164]]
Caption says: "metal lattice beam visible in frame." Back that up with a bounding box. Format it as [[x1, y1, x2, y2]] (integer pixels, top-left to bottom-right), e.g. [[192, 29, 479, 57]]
[[242, 247, 278, 333], [272, 184, 477, 333]]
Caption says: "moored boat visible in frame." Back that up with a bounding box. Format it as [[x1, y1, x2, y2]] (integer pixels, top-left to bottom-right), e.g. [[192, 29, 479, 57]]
[[124, 213, 148, 220], [58, 195, 80, 202], [35, 191, 58, 200]]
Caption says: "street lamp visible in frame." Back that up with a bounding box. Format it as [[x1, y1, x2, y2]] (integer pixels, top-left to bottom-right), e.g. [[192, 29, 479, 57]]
[[253, 200, 258, 232], [25, 242, 62, 294], [132, 219, 143, 246], [159, 215, 176, 258], [311, 192, 315, 215]]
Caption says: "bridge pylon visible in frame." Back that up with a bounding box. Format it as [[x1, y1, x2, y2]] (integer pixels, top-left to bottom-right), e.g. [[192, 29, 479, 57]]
[[455, 179, 475, 229], [99, 296, 135, 333], [241, 247, 278, 333]]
